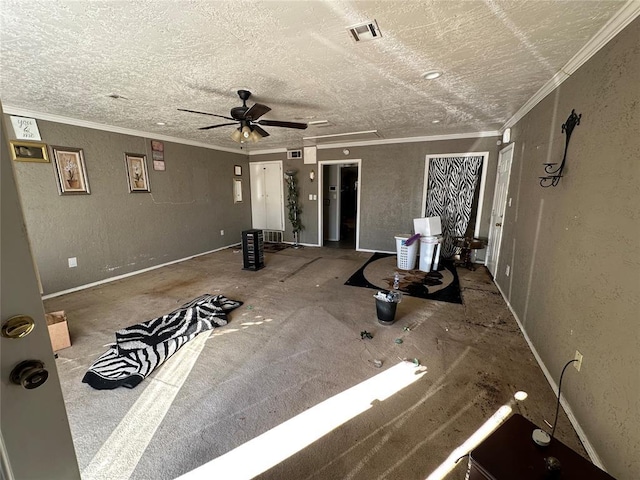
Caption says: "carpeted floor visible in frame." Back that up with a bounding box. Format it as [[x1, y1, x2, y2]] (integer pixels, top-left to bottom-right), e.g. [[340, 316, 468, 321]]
[[44, 246, 589, 480], [345, 252, 462, 304], [263, 242, 290, 253]]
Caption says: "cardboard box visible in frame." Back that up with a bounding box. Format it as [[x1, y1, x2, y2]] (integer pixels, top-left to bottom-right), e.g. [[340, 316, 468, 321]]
[[45, 310, 71, 351]]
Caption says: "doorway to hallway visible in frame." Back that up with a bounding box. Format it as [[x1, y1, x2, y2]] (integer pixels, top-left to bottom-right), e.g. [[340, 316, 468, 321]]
[[317, 159, 361, 250]]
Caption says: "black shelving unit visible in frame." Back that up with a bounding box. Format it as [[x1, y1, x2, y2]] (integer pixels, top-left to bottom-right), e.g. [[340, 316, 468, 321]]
[[242, 229, 264, 271]]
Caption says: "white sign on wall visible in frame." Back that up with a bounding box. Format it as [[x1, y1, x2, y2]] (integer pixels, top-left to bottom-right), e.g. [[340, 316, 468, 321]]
[[303, 146, 317, 164], [10, 116, 42, 141]]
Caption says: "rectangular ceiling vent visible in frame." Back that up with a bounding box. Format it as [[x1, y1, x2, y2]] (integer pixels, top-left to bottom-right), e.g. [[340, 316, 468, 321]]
[[347, 20, 382, 43], [287, 149, 303, 160]]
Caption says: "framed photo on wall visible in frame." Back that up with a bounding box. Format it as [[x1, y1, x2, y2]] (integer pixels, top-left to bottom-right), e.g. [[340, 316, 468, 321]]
[[125, 153, 150, 192], [9, 140, 49, 163], [51, 146, 90, 195]]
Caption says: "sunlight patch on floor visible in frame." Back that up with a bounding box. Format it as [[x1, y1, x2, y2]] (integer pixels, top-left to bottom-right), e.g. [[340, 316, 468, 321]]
[[81, 331, 211, 480], [425, 390, 529, 480], [177, 361, 427, 480]]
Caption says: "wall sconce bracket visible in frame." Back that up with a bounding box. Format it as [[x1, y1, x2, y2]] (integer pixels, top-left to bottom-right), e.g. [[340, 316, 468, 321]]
[[539, 109, 581, 187]]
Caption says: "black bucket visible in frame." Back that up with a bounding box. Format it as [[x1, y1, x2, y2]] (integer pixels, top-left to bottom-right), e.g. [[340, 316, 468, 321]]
[[376, 298, 398, 325]]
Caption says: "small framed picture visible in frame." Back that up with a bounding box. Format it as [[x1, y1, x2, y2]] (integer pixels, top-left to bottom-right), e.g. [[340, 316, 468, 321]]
[[10, 140, 49, 163], [51, 146, 90, 195], [234, 165, 242, 176], [125, 153, 150, 192]]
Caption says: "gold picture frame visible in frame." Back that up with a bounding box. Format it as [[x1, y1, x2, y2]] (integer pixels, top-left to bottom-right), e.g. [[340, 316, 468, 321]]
[[125, 153, 150, 192], [10, 140, 49, 162], [51, 146, 90, 195]]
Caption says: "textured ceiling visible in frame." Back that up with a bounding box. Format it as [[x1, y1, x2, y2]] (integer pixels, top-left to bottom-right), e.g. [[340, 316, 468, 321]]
[[0, 0, 626, 151]]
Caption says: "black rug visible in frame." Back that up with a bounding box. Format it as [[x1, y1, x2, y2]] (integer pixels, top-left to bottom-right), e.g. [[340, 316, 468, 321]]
[[345, 253, 462, 304]]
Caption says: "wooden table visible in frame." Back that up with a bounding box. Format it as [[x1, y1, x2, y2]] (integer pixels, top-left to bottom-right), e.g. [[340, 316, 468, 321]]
[[467, 414, 616, 479]]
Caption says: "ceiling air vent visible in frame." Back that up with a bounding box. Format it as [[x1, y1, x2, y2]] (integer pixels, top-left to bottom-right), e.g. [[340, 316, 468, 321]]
[[347, 20, 382, 43], [287, 149, 303, 160]]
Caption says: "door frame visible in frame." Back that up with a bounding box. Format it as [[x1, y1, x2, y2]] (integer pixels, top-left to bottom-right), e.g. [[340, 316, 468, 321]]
[[249, 160, 284, 231], [317, 159, 362, 249], [485, 143, 514, 276], [421, 151, 489, 239]]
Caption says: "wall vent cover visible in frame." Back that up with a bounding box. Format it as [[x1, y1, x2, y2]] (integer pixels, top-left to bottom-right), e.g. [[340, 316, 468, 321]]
[[347, 20, 382, 42], [287, 149, 303, 159]]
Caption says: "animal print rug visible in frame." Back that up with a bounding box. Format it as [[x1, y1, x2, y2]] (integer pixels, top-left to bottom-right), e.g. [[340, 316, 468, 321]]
[[82, 294, 242, 390]]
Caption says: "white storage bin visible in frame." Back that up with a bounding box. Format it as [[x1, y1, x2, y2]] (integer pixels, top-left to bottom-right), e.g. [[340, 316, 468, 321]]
[[413, 217, 442, 236], [419, 235, 442, 272], [395, 234, 418, 270]]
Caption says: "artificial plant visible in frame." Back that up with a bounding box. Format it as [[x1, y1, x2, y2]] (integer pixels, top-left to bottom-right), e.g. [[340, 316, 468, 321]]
[[284, 169, 303, 247]]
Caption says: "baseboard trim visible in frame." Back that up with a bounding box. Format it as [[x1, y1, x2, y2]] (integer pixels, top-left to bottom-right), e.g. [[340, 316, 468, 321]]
[[357, 248, 395, 254], [41, 243, 241, 300], [493, 281, 606, 470], [282, 241, 321, 247]]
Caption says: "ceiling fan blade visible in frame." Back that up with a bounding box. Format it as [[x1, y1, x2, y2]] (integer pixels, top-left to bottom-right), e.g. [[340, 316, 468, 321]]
[[199, 122, 238, 130], [243, 103, 271, 121], [256, 119, 308, 130], [178, 108, 235, 121], [252, 125, 270, 137]]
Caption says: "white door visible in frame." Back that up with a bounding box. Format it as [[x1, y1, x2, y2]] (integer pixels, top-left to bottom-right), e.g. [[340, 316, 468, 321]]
[[486, 143, 514, 277], [250, 161, 284, 231], [1, 115, 80, 479]]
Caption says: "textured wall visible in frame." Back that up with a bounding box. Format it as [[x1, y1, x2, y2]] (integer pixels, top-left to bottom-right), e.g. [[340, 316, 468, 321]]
[[319, 138, 500, 252], [494, 19, 639, 479], [251, 138, 500, 251], [8, 119, 250, 294]]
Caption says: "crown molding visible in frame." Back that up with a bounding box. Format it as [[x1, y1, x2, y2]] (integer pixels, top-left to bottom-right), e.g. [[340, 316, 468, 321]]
[[315, 131, 500, 150], [503, 0, 640, 130], [248, 130, 500, 155], [3, 105, 245, 155]]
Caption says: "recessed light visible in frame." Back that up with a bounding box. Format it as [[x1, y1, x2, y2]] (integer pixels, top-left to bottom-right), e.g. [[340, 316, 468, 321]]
[[431, 120, 441, 124], [156, 122, 166, 126], [422, 70, 442, 80]]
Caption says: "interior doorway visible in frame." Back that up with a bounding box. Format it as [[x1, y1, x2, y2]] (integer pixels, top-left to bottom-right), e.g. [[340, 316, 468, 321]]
[[486, 143, 514, 277], [317, 159, 361, 249]]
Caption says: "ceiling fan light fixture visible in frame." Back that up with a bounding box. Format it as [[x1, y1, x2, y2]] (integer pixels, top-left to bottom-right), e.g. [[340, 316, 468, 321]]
[[241, 125, 251, 139], [230, 128, 243, 143], [249, 129, 262, 143]]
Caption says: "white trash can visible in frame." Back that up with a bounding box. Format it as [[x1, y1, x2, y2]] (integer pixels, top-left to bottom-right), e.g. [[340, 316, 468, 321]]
[[419, 235, 442, 272], [395, 235, 418, 270]]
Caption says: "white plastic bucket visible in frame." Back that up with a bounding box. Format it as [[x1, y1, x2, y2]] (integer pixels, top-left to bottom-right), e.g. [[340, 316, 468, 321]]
[[419, 235, 442, 272], [395, 235, 418, 270]]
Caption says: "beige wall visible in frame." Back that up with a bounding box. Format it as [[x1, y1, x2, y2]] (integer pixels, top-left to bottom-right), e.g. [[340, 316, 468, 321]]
[[7, 119, 251, 295], [495, 18, 639, 479]]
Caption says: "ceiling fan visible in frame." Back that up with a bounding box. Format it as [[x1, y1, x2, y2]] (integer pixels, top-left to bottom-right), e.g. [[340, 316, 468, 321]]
[[178, 90, 307, 143]]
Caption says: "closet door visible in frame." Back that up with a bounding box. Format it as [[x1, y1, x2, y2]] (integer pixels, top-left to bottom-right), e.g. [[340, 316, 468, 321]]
[[250, 161, 284, 231]]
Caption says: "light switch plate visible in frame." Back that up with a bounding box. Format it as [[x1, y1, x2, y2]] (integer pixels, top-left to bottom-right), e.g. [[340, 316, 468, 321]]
[[68, 257, 77, 268]]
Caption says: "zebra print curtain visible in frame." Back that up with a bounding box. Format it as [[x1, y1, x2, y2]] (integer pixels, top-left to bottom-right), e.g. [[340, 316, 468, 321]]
[[425, 156, 483, 258]]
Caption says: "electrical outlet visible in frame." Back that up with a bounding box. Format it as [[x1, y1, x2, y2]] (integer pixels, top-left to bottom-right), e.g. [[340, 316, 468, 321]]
[[574, 350, 583, 371], [68, 257, 77, 268], [505, 265, 510, 276], [220, 230, 224, 236]]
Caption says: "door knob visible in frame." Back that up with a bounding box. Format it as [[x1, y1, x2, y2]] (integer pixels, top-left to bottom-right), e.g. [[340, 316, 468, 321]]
[[495, 223, 502, 227], [2, 315, 35, 339], [10, 360, 49, 389]]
